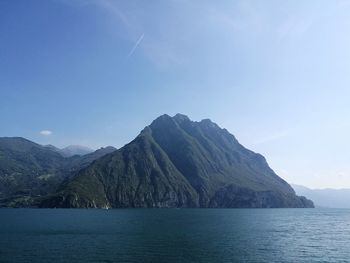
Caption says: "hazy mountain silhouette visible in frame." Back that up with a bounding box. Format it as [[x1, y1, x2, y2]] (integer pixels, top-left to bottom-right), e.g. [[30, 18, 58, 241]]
[[292, 184, 350, 208]]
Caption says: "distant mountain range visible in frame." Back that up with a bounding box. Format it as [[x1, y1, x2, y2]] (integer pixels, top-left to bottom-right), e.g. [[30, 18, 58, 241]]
[[44, 144, 94, 157], [38, 114, 313, 208], [292, 184, 350, 208]]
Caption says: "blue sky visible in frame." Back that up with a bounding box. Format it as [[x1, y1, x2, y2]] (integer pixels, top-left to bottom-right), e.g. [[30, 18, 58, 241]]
[[1, 0, 350, 188]]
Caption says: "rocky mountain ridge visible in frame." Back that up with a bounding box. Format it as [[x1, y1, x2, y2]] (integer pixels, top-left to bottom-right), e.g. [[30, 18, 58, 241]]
[[40, 114, 313, 208]]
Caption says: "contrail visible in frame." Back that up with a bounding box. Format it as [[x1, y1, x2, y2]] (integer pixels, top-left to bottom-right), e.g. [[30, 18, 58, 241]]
[[128, 33, 144, 57]]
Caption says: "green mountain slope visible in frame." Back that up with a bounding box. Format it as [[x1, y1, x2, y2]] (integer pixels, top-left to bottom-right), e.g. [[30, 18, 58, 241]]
[[0, 137, 67, 199], [0, 137, 115, 207], [41, 114, 313, 208]]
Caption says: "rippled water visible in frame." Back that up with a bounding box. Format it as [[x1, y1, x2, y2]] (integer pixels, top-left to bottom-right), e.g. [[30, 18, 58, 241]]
[[0, 208, 349, 262]]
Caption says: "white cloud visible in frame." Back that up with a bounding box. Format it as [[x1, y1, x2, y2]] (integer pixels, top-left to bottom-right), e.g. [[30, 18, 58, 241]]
[[40, 130, 52, 136]]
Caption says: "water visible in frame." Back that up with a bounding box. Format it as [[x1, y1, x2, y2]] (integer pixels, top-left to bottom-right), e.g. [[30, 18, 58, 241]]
[[0, 209, 349, 263]]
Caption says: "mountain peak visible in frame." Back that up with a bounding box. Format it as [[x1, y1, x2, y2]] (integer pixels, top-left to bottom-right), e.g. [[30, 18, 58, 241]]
[[152, 113, 190, 122], [60, 145, 94, 157], [173, 113, 190, 122], [152, 114, 172, 123], [200, 118, 219, 128]]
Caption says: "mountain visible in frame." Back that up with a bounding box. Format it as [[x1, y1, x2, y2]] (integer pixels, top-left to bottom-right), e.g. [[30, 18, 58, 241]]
[[41, 114, 313, 208], [0, 137, 115, 207], [44, 144, 95, 158], [44, 144, 62, 153], [0, 137, 68, 206], [292, 184, 350, 208], [68, 146, 116, 172], [59, 145, 94, 157]]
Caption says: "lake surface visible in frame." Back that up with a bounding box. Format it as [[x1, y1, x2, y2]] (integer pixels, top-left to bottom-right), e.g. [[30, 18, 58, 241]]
[[0, 209, 349, 263]]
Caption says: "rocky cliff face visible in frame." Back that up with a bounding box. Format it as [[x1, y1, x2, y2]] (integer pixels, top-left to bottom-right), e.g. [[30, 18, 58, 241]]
[[40, 114, 314, 208]]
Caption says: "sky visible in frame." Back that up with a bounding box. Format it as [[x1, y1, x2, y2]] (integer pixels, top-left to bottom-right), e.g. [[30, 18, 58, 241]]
[[1, 0, 350, 189]]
